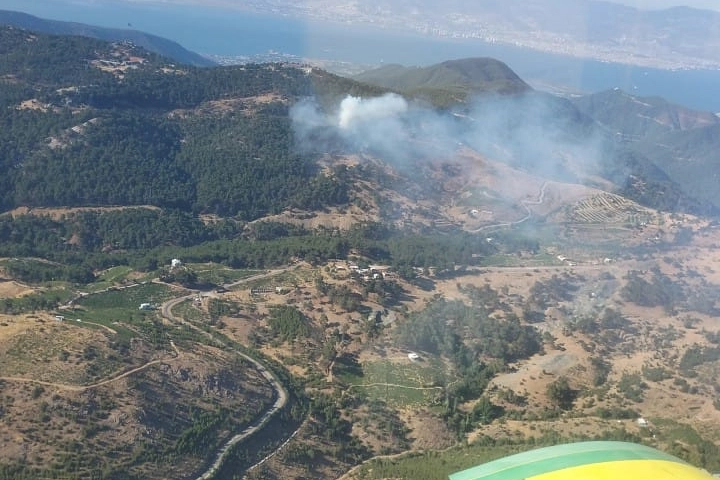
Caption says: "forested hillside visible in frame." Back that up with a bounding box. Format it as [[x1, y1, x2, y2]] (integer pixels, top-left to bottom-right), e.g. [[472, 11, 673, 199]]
[[2, 25, 714, 223], [0, 26, 380, 217], [352, 57, 530, 106], [572, 89, 720, 214]]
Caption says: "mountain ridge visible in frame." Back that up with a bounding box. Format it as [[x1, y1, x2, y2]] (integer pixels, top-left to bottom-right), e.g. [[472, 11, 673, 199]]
[[352, 58, 531, 105], [0, 23, 717, 221], [572, 88, 720, 213]]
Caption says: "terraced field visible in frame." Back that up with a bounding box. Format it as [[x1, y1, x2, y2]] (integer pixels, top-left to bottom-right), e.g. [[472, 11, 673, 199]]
[[566, 193, 653, 225]]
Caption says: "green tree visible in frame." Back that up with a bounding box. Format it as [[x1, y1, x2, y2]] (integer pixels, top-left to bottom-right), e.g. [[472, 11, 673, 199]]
[[546, 376, 575, 410]]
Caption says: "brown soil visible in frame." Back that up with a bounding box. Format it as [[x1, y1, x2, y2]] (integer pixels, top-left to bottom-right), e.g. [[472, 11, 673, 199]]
[[0, 280, 36, 298], [401, 408, 456, 450], [1, 205, 160, 220]]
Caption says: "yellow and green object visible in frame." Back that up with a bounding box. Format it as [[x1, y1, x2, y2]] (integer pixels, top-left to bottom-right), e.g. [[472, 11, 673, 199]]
[[449, 441, 714, 480]]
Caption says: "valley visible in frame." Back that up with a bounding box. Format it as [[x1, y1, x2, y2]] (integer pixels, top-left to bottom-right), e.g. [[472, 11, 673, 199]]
[[1, 23, 720, 480], [2, 151, 719, 479]]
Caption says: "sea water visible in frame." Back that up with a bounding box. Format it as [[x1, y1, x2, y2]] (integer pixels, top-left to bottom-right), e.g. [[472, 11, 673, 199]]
[[3, 0, 720, 111]]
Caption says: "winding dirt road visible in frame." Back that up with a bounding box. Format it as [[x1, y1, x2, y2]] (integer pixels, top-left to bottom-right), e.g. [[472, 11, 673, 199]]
[[471, 181, 548, 233]]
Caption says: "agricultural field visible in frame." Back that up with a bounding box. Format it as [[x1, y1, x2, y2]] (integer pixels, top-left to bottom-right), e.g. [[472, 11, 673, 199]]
[[566, 193, 653, 225], [186, 262, 263, 286], [84, 265, 137, 292], [74, 282, 177, 313], [339, 355, 455, 407]]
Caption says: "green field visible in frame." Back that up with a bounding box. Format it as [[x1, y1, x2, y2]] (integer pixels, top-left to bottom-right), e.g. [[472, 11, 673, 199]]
[[68, 282, 178, 339], [187, 263, 262, 285], [340, 357, 455, 407], [77, 283, 176, 310], [84, 265, 135, 292]]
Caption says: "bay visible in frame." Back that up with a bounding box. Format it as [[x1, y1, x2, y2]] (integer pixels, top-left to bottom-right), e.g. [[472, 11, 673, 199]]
[[3, 0, 720, 111]]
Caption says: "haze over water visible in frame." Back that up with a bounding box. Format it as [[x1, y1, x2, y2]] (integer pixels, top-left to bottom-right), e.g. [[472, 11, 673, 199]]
[[5, 0, 720, 111]]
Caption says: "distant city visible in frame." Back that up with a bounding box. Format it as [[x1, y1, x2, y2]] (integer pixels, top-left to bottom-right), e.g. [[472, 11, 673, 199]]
[[232, 0, 720, 70]]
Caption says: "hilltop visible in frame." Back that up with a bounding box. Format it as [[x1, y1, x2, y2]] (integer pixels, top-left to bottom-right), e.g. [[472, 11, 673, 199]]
[[352, 58, 530, 105]]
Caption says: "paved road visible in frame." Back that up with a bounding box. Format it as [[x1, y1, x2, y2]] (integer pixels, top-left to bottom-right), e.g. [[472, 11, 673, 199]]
[[157, 268, 292, 480]]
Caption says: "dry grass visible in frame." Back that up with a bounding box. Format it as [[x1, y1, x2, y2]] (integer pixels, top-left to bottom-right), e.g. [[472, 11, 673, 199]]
[[0, 280, 36, 298]]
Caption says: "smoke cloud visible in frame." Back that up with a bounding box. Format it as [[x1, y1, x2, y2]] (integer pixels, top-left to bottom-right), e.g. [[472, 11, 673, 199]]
[[337, 94, 408, 129], [290, 91, 607, 184], [290, 93, 462, 164]]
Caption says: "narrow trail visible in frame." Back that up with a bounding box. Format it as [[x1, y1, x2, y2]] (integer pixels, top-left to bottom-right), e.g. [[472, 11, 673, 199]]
[[0, 341, 180, 391], [347, 382, 444, 391], [81, 320, 117, 334], [471, 181, 548, 233]]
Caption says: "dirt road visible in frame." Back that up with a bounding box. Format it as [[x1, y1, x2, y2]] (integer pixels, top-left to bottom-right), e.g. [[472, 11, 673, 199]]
[[471, 181, 548, 233]]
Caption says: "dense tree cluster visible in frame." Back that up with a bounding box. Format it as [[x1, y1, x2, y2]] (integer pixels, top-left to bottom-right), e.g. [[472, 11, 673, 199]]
[[679, 344, 720, 377], [397, 298, 541, 365], [0, 209, 220, 269], [527, 273, 582, 311], [0, 209, 543, 287], [0, 26, 379, 217], [546, 376, 576, 410], [347, 222, 508, 275], [268, 305, 312, 341], [621, 269, 684, 313], [0, 27, 112, 88]]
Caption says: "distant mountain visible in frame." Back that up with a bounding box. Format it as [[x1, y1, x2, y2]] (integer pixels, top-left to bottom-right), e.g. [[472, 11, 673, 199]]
[[351, 57, 701, 214], [573, 89, 720, 214], [353, 58, 530, 105], [0, 9, 215, 67]]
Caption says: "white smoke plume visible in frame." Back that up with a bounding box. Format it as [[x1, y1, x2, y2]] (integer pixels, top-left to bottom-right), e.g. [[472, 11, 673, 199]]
[[337, 94, 408, 130], [290, 91, 608, 184], [290, 93, 456, 162]]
